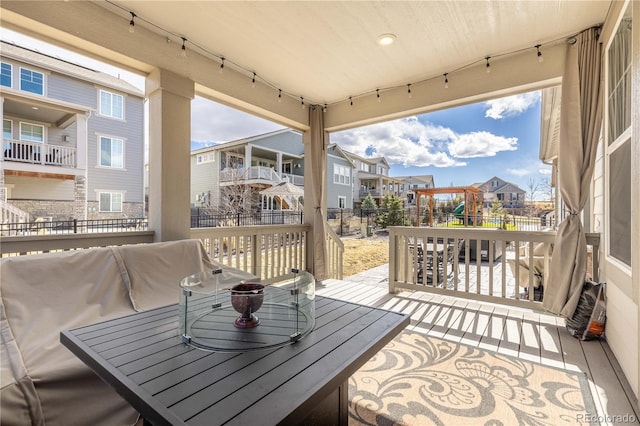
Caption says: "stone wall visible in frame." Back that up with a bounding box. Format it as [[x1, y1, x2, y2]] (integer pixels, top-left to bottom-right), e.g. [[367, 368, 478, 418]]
[[7, 199, 144, 221]]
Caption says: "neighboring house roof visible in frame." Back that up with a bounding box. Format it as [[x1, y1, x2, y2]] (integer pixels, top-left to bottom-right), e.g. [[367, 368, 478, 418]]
[[476, 176, 525, 193], [0, 40, 143, 97], [394, 175, 435, 187], [194, 128, 295, 153], [342, 150, 391, 168], [327, 143, 356, 168]]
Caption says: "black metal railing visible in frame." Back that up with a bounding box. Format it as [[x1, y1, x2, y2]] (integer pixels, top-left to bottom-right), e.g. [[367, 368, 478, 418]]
[[1, 218, 148, 235], [191, 210, 304, 228]]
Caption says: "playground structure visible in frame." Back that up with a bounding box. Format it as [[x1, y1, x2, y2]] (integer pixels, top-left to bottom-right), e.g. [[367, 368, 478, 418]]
[[413, 186, 484, 227]]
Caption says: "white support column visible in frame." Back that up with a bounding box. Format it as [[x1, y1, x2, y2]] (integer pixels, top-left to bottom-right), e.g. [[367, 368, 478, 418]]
[[276, 152, 283, 176], [146, 68, 195, 242], [74, 113, 89, 219], [245, 144, 252, 169], [0, 97, 5, 203]]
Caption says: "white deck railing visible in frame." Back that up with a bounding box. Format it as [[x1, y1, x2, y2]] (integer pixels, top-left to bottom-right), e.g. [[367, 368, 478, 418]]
[[3, 139, 77, 168], [191, 224, 308, 283], [389, 226, 600, 309], [192, 223, 344, 283], [1, 200, 29, 226]]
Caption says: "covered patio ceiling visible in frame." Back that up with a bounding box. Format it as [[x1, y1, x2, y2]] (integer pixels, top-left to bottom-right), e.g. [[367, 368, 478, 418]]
[[1, 1, 612, 132]]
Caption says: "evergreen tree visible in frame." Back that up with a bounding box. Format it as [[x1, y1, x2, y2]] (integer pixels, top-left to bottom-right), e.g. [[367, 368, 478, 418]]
[[377, 194, 407, 228]]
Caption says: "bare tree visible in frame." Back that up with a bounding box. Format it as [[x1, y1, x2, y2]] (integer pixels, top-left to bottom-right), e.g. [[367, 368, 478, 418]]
[[540, 177, 554, 209], [218, 166, 258, 215], [525, 177, 541, 217]]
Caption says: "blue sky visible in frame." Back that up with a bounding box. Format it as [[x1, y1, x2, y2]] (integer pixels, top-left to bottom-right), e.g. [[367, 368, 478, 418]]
[[4, 29, 550, 194], [330, 92, 551, 191]]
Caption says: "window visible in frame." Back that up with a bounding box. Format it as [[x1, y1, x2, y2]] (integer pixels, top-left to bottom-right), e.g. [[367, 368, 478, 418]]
[[338, 196, 346, 209], [3, 119, 12, 139], [99, 136, 124, 168], [1, 62, 11, 88], [333, 164, 350, 185], [360, 163, 368, 172], [606, 4, 632, 268], [196, 154, 214, 164], [19, 122, 44, 142], [99, 192, 123, 212], [99, 90, 124, 119], [19, 68, 44, 95]]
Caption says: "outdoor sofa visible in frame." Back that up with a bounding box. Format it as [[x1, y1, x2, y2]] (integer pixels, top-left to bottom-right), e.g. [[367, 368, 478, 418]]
[[0, 239, 256, 425]]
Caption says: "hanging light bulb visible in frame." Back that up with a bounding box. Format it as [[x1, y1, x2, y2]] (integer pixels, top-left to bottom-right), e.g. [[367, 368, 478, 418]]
[[301, 97, 305, 109], [219, 58, 225, 73], [278, 89, 282, 103], [129, 12, 136, 33], [376, 89, 381, 102], [323, 104, 327, 113], [180, 37, 187, 57], [407, 84, 412, 99], [349, 97, 353, 107], [485, 57, 491, 73], [251, 73, 256, 88], [535, 44, 544, 62], [444, 73, 449, 89]]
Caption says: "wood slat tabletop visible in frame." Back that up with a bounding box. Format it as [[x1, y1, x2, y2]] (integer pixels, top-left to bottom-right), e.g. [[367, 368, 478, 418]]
[[61, 295, 409, 426]]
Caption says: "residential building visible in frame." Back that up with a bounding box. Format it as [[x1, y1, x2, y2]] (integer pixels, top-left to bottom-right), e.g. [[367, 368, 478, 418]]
[[343, 151, 405, 208], [190, 129, 354, 211], [473, 176, 526, 208], [394, 175, 436, 206], [1, 41, 145, 221]]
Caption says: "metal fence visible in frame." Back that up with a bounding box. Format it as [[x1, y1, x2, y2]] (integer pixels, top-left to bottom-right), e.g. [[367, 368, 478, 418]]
[[0, 217, 148, 236], [326, 208, 557, 236], [191, 210, 304, 228]]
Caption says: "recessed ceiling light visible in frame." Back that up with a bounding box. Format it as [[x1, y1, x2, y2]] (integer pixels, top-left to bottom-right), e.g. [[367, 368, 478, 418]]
[[377, 33, 396, 46], [32, 106, 39, 110]]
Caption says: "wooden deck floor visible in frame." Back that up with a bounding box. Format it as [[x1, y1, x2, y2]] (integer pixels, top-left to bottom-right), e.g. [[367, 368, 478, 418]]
[[316, 278, 640, 425]]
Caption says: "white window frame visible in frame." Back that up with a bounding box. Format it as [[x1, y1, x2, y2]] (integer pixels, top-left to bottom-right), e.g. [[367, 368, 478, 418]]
[[333, 164, 350, 185], [338, 196, 346, 209], [98, 135, 125, 169], [98, 191, 124, 212], [98, 89, 125, 120], [1, 62, 12, 88], [604, 5, 633, 272], [19, 67, 44, 95], [19, 122, 45, 143]]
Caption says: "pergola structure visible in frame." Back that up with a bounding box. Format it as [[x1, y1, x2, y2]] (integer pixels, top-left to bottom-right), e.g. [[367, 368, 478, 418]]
[[414, 186, 483, 227]]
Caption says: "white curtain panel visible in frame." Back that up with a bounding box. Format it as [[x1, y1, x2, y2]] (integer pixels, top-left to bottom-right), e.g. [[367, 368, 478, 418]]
[[543, 27, 603, 317], [309, 106, 329, 280]]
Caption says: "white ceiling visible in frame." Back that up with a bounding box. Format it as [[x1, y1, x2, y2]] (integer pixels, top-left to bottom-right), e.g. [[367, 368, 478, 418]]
[[1, 1, 612, 130], [107, 0, 611, 105]]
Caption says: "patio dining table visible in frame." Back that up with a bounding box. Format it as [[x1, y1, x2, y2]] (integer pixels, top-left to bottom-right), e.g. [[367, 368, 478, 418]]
[[60, 293, 408, 425]]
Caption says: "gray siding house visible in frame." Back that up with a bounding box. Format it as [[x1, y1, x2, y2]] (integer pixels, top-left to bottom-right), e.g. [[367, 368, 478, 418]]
[[1, 41, 145, 222], [474, 176, 526, 208], [191, 129, 354, 211], [343, 151, 404, 208]]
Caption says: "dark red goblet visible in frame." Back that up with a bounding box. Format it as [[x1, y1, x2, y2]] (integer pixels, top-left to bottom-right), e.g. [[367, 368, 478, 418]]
[[230, 283, 264, 328]]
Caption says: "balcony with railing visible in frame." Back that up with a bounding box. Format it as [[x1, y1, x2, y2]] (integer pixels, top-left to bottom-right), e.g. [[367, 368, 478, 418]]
[[3, 139, 77, 168]]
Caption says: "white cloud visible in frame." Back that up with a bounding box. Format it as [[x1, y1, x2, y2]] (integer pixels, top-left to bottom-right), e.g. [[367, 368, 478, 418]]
[[539, 168, 552, 175], [191, 97, 284, 143], [484, 92, 541, 120], [448, 131, 518, 158], [332, 117, 522, 168], [331, 117, 465, 168], [506, 168, 531, 177]]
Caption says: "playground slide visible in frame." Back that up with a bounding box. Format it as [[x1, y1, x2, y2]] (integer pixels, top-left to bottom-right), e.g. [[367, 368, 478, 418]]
[[453, 202, 482, 225]]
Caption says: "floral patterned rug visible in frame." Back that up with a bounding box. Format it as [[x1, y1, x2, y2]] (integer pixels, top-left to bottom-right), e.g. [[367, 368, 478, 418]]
[[349, 331, 595, 426]]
